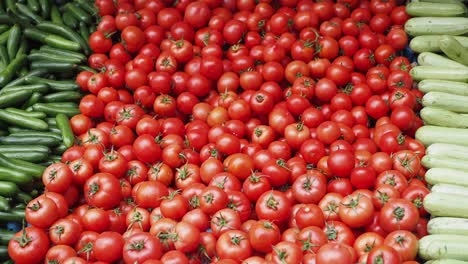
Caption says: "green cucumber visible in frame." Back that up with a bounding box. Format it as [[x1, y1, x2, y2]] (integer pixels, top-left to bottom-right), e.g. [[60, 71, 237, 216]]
[[0, 90, 31, 108], [415, 126, 468, 146], [422, 154, 468, 172], [406, 2, 467, 17], [3, 68, 47, 88], [56, 113, 74, 147], [31, 103, 80, 117], [422, 92, 468, 113], [418, 80, 468, 96], [43, 91, 82, 102], [24, 76, 79, 91], [417, 52, 468, 69], [3, 151, 47, 162], [405, 17, 468, 36], [421, 107, 468, 128], [0, 54, 27, 87], [0, 197, 9, 212], [0, 167, 31, 185], [410, 66, 468, 82], [0, 109, 48, 131], [6, 24, 20, 61], [0, 84, 49, 95], [440, 35, 468, 67], [0, 229, 13, 245], [0, 181, 17, 197], [0, 145, 49, 153], [5, 107, 47, 119], [0, 209, 24, 222]]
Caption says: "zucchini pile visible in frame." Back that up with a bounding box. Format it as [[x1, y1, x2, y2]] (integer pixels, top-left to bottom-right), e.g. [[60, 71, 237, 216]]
[[405, 1, 468, 263], [0, 0, 95, 245]]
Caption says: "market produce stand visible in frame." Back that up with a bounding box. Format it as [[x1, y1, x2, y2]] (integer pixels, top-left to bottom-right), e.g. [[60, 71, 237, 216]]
[[1, 0, 468, 263]]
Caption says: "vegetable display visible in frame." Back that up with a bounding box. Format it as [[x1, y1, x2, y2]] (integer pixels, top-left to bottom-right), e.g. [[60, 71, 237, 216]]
[[404, 1, 468, 263], [0, 0, 462, 263]]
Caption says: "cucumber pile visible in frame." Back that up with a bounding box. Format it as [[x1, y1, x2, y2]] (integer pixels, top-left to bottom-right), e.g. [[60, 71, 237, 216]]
[[405, 1, 468, 263], [0, 0, 95, 249]]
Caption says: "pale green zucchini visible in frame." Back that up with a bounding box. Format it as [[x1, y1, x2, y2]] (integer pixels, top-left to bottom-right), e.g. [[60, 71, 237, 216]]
[[410, 66, 468, 82], [410, 36, 468, 53], [425, 168, 468, 187], [422, 92, 468, 113], [431, 183, 468, 197], [421, 107, 468, 128], [424, 192, 468, 218], [406, 2, 467, 17], [405, 17, 468, 36], [418, 80, 468, 96], [416, 126, 468, 146], [440, 36, 468, 67], [418, 52, 468, 69], [419, 234, 468, 260], [422, 155, 468, 172], [428, 217, 468, 236], [427, 143, 468, 160], [426, 260, 468, 264]]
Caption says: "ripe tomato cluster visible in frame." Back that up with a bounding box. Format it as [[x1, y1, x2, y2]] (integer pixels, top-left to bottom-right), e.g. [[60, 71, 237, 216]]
[[8, 0, 429, 263]]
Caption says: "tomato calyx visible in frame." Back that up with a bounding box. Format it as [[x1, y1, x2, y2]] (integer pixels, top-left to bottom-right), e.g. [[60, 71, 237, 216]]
[[324, 202, 339, 218], [127, 239, 146, 251], [127, 210, 144, 230], [48, 168, 58, 181], [117, 107, 135, 122], [325, 223, 338, 241], [266, 194, 279, 210], [396, 153, 417, 174], [374, 254, 385, 264], [392, 206, 405, 221], [27, 201, 42, 212], [273, 246, 289, 264], [395, 235, 406, 245], [176, 166, 191, 180], [88, 182, 100, 196], [276, 159, 289, 170], [365, 241, 377, 253], [341, 194, 361, 209], [302, 175, 314, 191], [412, 196, 423, 209], [189, 195, 200, 209], [376, 190, 390, 206], [300, 234, 319, 253], [213, 213, 230, 229], [230, 234, 244, 245], [77, 242, 94, 261], [13, 228, 32, 248], [214, 176, 228, 189]]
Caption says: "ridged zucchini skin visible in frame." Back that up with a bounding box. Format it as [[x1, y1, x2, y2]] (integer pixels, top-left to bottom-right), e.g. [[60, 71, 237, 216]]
[[422, 92, 468, 113], [406, 2, 467, 17], [418, 52, 468, 69], [419, 234, 468, 261], [426, 168, 468, 187], [410, 35, 468, 53], [421, 107, 468, 128], [427, 143, 468, 161], [405, 17, 468, 36], [416, 126, 468, 146], [410, 66, 468, 82], [422, 155, 468, 172], [429, 217, 468, 236], [424, 192, 468, 218], [418, 80, 468, 96]]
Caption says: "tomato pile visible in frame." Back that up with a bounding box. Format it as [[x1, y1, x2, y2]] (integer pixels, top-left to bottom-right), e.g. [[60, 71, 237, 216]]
[[8, 0, 430, 263]]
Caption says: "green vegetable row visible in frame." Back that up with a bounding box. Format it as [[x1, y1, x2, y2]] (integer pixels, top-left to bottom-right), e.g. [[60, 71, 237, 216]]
[[0, 0, 96, 227], [405, 2, 468, 263]]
